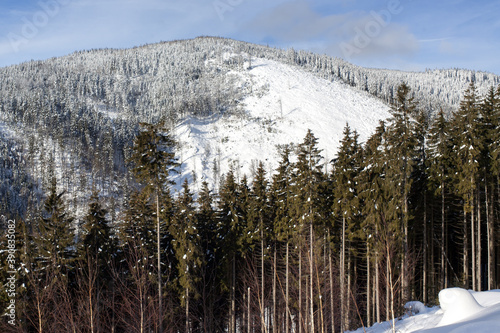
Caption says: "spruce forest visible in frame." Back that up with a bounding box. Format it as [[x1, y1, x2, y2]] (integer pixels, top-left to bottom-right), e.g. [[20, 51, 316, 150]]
[[0, 38, 499, 332]]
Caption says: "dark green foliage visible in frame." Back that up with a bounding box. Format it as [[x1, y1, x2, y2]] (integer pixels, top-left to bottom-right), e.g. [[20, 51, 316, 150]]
[[332, 124, 362, 239], [171, 179, 201, 304], [80, 191, 114, 262], [36, 177, 75, 270]]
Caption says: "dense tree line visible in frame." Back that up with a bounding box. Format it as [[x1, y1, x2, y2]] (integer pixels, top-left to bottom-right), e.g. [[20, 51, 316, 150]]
[[1, 82, 498, 333]]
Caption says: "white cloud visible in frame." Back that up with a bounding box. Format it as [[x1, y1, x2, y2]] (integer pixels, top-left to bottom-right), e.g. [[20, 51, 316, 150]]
[[244, 0, 419, 61]]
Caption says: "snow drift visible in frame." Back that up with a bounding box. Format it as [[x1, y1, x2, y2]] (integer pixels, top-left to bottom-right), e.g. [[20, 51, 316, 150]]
[[349, 288, 500, 333]]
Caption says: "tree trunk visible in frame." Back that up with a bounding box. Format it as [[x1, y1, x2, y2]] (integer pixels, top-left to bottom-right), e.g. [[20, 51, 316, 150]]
[[346, 250, 351, 331], [441, 180, 446, 290], [299, 249, 302, 333], [186, 287, 190, 333], [486, 179, 494, 290], [477, 188, 482, 291], [340, 216, 346, 332], [310, 222, 315, 333], [402, 191, 409, 305], [157, 193, 163, 333], [306, 275, 310, 333], [375, 224, 380, 323], [472, 192, 476, 291], [273, 248, 277, 333], [367, 242, 371, 327], [328, 242, 335, 333], [230, 254, 236, 333], [386, 256, 390, 322], [463, 210, 469, 289], [423, 186, 427, 304], [261, 228, 266, 333], [286, 242, 290, 333], [248, 287, 251, 333]]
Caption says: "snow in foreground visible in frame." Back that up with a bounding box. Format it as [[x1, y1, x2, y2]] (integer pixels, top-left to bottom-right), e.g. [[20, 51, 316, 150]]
[[349, 288, 500, 333]]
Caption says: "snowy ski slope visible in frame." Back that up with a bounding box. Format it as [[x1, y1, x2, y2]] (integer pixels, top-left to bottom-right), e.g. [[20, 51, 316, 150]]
[[173, 57, 391, 191]]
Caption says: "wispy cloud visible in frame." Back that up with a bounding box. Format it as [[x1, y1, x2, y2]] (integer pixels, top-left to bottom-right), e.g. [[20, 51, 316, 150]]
[[244, 0, 419, 61], [0, 0, 498, 74]]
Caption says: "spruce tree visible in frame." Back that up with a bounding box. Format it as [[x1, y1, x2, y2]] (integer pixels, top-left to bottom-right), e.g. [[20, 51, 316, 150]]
[[291, 129, 324, 333], [479, 86, 499, 289], [80, 190, 115, 268], [427, 109, 453, 292], [218, 169, 245, 333], [129, 121, 179, 333], [385, 83, 418, 305], [247, 162, 271, 332], [271, 145, 294, 333], [195, 181, 220, 332], [451, 81, 482, 290], [171, 179, 201, 332], [359, 120, 387, 324], [120, 189, 156, 266], [37, 177, 75, 272], [332, 124, 362, 331]]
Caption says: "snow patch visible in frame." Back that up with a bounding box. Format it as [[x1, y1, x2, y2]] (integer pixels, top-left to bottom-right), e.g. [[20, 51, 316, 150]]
[[437, 288, 483, 327]]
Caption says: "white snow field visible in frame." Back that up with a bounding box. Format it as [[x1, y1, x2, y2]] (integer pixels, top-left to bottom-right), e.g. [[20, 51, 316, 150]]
[[349, 288, 500, 333], [173, 57, 391, 191]]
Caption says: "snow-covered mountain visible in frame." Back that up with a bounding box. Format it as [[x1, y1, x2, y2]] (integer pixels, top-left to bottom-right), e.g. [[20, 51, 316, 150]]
[[174, 56, 390, 191], [0, 37, 498, 216]]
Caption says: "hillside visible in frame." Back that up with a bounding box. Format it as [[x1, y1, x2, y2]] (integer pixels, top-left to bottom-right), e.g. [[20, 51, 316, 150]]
[[0, 36, 498, 217]]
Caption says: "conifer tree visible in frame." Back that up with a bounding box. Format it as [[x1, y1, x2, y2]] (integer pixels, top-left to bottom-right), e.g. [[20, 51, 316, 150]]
[[120, 189, 156, 266], [427, 109, 453, 291], [195, 181, 220, 332], [129, 121, 179, 333], [479, 86, 499, 290], [331, 124, 362, 331], [385, 83, 418, 304], [413, 109, 430, 301], [359, 120, 387, 324], [37, 177, 75, 272], [218, 169, 245, 333], [171, 179, 201, 333], [271, 145, 294, 333], [78, 190, 116, 333], [451, 82, 482, 290], [291, 129, 324, 333], [247, 162, 271, 332], [80, 190, 115, 268]]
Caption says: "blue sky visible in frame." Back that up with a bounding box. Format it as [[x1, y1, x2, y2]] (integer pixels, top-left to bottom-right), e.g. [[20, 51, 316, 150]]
[[1, 0, 499, 74]]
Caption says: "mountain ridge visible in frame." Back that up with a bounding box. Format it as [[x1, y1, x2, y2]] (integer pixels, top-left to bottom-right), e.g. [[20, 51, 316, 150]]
[[0, 36, 497, 218]]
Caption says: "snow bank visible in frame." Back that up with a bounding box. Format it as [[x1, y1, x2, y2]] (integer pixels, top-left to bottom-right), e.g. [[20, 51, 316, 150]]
[[437, 288, 484, 326], [349, 288, 500, 333]]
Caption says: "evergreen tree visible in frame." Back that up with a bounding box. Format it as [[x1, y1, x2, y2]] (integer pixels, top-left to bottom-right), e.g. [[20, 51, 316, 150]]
[[331, 124, 362, 331], [80, 190, 115, 268], [218, 169, 245, 333], [385, 82, 418, 304], [291, 129, 325, 333], [120, 189, 156, 265], [359, 120, 387, 324], [195, 181, 220, 332], [129, 121, 179, 333], [271, 145, 295, 333], [171, 179, 201, 332], [427, 109, 453, 292], [37, 177, 75, 271], [479, 86, 499, 290], [247, 162, 271, 332], [451, 81, 482, 289]]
